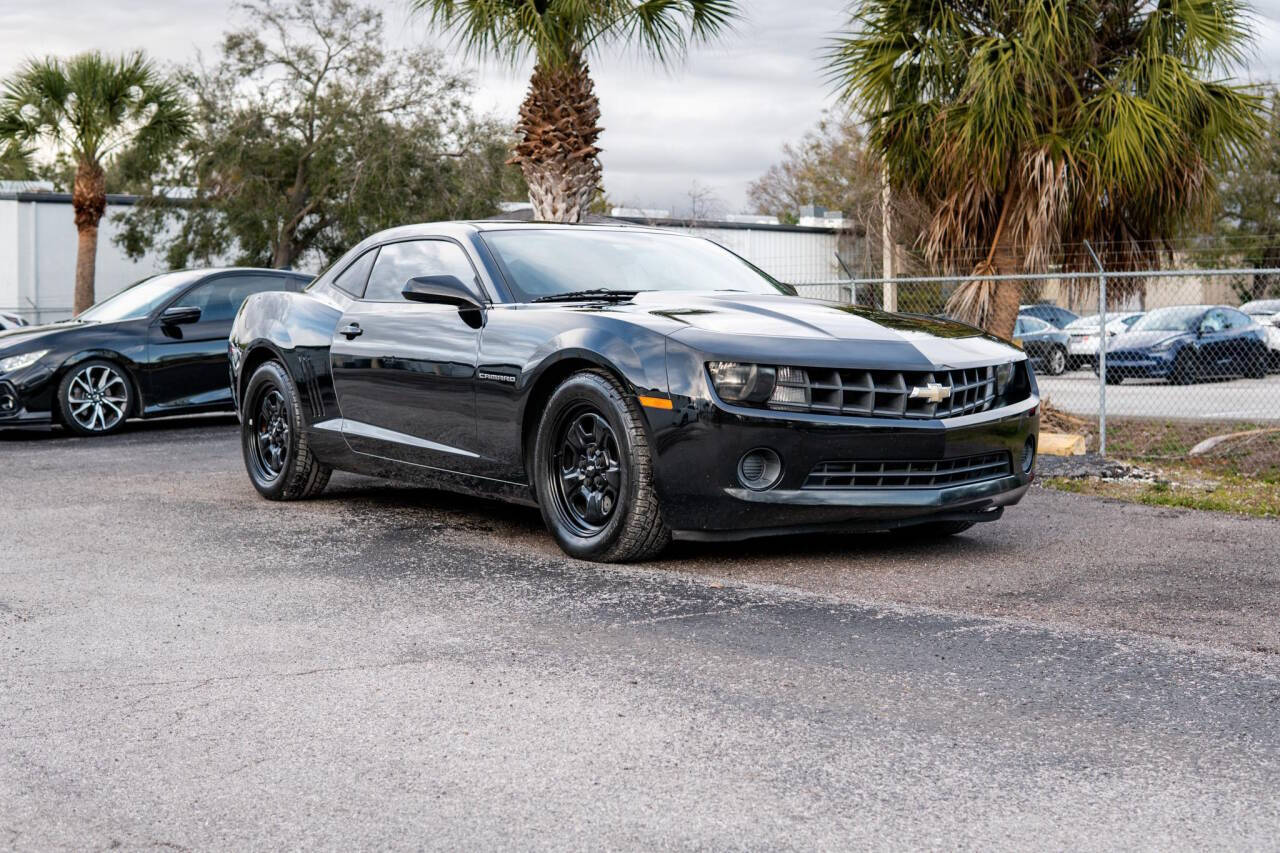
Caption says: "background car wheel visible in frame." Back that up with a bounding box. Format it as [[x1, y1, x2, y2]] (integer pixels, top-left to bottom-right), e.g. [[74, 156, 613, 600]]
[[57, 359, 133, 437], [1045, 345, 1067, 375], [241, 360, 331, 500], [1243, 346, 1268, 379], [533, 370, 670, 563], [1170, 351, 1199, 385]]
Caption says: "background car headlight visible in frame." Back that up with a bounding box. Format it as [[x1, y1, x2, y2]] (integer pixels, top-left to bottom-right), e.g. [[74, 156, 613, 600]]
[[0, 349, 50, 374], [708, 362, 776, 403], [995, 361, 1015, 395]]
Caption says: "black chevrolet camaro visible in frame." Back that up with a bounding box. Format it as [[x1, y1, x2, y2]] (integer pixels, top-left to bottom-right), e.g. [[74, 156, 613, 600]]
[[0, 268, 309, 435], [230, 222, 1040, 562]]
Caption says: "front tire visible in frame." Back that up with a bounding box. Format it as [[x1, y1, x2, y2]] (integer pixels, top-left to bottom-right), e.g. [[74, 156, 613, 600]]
[[241, 360, 330, 500], [532, 370, 670, 562], [57, 359, 133, 437], [1045, 345, 1067, 376]]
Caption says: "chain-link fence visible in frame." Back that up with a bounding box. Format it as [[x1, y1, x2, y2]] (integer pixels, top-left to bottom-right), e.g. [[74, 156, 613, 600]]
[[793, 266, 1280, 453]]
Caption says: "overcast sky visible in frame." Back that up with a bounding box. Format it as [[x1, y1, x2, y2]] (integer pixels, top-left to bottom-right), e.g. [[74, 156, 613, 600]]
[[4, 0, 1280, 214]]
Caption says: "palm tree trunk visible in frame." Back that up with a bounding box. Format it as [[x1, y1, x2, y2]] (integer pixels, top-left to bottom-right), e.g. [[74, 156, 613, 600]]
[[945, 183, 1024, 338], [71, 160, 107, 315], [510, 53, 602, 223]]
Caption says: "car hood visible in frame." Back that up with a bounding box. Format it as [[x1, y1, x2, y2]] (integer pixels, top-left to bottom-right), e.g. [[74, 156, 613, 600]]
[[577, 292, 1022, 367], [0, 321, 92, 352], [1109, 330, 1187, 350]]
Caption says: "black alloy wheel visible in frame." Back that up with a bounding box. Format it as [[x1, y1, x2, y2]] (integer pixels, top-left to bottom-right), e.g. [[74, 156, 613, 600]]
[[241, 360, 331, 500], [552, 408, 623, 535], [533, 370, 670, 562]]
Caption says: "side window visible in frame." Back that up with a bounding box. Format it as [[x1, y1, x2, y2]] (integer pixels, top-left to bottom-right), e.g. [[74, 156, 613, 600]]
[[169, 275, 292, 325], [363, 240, 479, 303], [332, 249, 378, 297], [1201, 310, 1227, 333], [1225, 309, 1250, 329]]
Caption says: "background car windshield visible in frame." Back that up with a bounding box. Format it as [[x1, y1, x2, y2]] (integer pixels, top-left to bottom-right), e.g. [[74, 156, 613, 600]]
[[481, 229, 789, 301], [77, 271, 205, 323], [1131, 306, 1202, 332]]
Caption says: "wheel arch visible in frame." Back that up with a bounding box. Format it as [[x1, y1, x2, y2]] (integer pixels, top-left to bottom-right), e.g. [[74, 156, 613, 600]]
[[52, 350, 143, 421], [519, 351, 634, 478]]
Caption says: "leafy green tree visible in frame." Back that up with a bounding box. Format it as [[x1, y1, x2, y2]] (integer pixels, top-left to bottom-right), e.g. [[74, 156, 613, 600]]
[[118, 0, 525, 270], [413, 0, 739, 223], [1209, 89, 1280, 302], [747, 110, 930, 277], [0, 52, 190, 313], [827, 0, 1263, 335]]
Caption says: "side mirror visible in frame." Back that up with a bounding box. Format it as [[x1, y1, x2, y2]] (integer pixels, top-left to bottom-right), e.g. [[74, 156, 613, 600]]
[[402, 275, 484, 311], [160, 305, 202, 325]]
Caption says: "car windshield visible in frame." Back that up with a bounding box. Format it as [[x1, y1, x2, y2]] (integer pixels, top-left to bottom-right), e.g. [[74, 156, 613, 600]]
[[77, 271, 205, 323], [1130, 306, 1204, 332], [480, 229, 790, 302]]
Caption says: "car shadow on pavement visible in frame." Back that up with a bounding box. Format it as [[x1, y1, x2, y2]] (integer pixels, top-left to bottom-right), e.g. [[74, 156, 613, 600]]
[[0, 413, 240, 442]]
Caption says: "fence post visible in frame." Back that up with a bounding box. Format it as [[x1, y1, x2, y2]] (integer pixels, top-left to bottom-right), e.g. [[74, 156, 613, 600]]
[[1084, 241, 1106, 456]]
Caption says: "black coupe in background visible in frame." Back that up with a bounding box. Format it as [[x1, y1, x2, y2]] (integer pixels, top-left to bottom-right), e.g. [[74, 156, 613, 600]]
[[1013, 314, 1071, 375], [230, 222, 1040, 562], [0, 268, 309, 435]]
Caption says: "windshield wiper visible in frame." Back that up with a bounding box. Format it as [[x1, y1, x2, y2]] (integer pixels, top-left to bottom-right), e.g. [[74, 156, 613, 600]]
[[532, 289, 644, 303]]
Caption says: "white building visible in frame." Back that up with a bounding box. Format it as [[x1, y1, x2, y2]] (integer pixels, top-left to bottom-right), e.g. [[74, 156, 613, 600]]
[[1, 188, 843, 324]]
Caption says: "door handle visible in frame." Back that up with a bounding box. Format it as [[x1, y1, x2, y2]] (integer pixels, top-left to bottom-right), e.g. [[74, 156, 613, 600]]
[[340, 323, 363, 339]]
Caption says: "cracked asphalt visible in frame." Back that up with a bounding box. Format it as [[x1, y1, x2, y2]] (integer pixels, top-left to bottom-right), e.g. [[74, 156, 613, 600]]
[[3, 417, 1280, 850]]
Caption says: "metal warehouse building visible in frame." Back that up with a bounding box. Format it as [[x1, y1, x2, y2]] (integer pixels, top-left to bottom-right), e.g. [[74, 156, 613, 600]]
[[0, 185, 844, 324]]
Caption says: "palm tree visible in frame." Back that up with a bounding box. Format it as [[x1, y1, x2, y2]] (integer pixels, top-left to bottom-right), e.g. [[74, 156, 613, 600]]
[[414, 0, 739, 223], [0, 52, 190, 314], [826, 0, 1263, 336]]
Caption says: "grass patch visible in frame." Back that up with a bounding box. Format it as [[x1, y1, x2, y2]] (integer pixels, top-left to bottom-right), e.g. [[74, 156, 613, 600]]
[[1045, 467, 1280, 518]]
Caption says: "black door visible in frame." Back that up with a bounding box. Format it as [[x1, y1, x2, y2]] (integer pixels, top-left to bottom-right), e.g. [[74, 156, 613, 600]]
[[146, 273, 299, 412], [329, 239, 485, 471]]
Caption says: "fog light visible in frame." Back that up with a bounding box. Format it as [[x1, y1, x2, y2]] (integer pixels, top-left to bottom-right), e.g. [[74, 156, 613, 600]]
[[1021, 437, 1036, 473], [738, 448, 783, 491]]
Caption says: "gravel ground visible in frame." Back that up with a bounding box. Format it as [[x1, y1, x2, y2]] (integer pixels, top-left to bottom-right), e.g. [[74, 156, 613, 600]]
[[3, 417, 1280, 850]]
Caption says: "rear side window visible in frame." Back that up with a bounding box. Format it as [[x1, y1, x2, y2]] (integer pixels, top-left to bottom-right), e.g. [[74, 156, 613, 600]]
[[332, 249, 378, 297], [363, 240, 478, 302]]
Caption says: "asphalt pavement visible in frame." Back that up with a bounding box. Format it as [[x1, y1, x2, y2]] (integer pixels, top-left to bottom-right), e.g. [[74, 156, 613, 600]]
[[3, 418, 1280, 850], [1037, 371, 1280, 420]]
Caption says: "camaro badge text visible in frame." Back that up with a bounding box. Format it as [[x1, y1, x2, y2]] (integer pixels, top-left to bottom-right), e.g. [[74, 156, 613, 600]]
[[477, 370, 517, 384], [909, 382, 952, 404]]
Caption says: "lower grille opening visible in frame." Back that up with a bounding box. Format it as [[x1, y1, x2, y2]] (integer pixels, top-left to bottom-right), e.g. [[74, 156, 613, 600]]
[[803, 452, 1013, 490]]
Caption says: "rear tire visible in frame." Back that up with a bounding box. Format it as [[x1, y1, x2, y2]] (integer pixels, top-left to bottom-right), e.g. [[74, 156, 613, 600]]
[[532, 370, 670, 562], [241, 360, 330, 500], [1045, 345, 1067, 375]]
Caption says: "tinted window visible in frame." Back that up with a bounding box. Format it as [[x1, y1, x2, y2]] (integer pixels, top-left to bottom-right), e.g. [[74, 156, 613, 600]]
[[481, 229, 789, 301], [171, 275, 294, 324], [363, 240, 478, 302], [333, 249, 378, 297], [1019, 316, 1050, 334], [1201, 309, 1227, 333], [1224, 308, 1251, 329]]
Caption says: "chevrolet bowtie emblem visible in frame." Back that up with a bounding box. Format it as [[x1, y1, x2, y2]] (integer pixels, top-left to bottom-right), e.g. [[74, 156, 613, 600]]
[[909, 382, 952, 404]]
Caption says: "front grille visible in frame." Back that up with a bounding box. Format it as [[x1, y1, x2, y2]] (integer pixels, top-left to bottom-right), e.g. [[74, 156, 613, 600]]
[[771, 365, 998, 419], [803, 452, 1013, 490]]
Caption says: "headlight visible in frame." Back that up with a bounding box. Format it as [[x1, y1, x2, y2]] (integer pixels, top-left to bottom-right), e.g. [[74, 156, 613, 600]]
[[708, 362, 776, 403], [0, 349, 50, 374], [1150, 337, 1179, 352], [995, 361, 1015, 395]]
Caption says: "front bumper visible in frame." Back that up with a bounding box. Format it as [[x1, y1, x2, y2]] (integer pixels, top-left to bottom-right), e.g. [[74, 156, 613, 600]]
[[0, 368, 57, 430], [1101, 351, 1176, 378], [648, 396, 1039, 538]]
